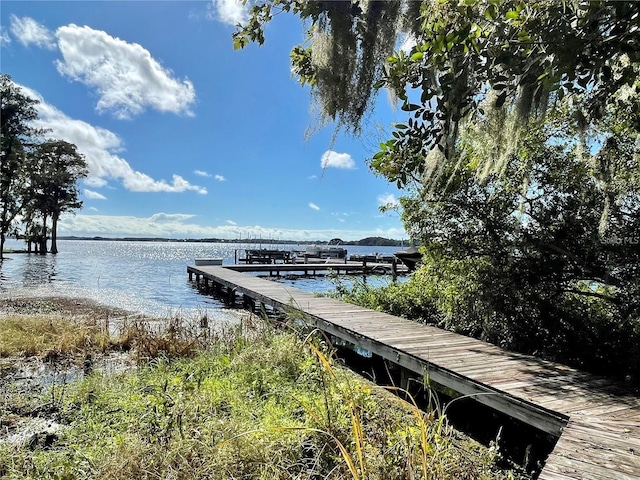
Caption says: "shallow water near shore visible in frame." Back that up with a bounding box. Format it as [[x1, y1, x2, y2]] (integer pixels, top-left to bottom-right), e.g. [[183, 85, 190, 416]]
[[0, 239, 401, 320]]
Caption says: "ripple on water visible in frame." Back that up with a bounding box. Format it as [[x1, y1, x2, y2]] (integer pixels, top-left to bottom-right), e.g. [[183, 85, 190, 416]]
[[0, 240, 404, 320]]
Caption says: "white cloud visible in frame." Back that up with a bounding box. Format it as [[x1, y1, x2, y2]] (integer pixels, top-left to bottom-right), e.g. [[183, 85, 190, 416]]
[[226, 220, 237, 226], [9, 15, 56, 49], [194, 170, 212, 177], [56, 213, 408, 241], [55, 24, 195, 119], [321, 150, 356, 169], [0, 26, 11, 46], [87, 207, 99, 212], [149, 213, 196, 223], [208, 0, 249, 26], [309, 202, 320, 211], [214, 174, 226, 182], [84, 177, 108, 188], [84, 189, 107, 200], [17, 83, 206, 195], [378, 193, 399, 207]]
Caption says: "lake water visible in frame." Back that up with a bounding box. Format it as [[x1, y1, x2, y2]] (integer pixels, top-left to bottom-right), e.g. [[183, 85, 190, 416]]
[[0, 239, 403, 320]]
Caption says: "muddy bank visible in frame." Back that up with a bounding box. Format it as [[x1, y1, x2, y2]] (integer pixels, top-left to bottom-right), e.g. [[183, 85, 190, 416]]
[[0, 297, 147, 446]]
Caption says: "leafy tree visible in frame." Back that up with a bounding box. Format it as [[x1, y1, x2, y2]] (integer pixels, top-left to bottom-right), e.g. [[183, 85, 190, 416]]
[[337, 115, 640, 381], [1, 75, 87, 255], [235, 1, 640, 381], [0, 74, 41, 258], [27, 140, 87, 254]]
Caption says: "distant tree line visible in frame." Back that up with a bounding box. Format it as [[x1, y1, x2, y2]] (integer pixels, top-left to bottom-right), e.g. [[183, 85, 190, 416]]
[[56, 236, 410, 246], [351, 237, 407, 247], [1, 74, 87, 259]]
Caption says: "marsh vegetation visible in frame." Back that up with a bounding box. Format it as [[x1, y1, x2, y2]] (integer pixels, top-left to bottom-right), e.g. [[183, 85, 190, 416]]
[[0, 297, 525, 479]]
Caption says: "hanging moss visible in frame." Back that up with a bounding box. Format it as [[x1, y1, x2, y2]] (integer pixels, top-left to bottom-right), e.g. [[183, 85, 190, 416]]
[[302, 0, 406, 134]]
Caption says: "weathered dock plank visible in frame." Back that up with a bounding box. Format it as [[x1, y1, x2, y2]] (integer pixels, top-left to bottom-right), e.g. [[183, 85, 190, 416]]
[[187, 265, 640, 480]]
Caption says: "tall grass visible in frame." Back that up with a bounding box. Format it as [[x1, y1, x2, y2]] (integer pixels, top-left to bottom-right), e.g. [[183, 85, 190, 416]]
[[0, 316, 111, 358], [0, 308, 522, 479]]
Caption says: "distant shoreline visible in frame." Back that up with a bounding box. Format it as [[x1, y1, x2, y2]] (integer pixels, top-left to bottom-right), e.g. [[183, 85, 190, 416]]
[[56, 236, 412, 247]]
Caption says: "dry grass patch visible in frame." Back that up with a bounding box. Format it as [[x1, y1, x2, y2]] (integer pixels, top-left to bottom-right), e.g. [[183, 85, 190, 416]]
[[0, 316, 110, 358]]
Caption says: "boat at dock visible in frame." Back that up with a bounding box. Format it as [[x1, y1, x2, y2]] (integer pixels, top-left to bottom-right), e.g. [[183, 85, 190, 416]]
[[393, 246, 421, 271], [303, 245, 348, 260]]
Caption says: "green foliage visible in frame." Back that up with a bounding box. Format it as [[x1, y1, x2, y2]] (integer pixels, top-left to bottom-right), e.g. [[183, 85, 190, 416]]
[[0, 74, 41, 257], [376, 0, 640, 188], [0, 323, 516, 479], [25, 140, 88, 253], [234, 1, 640, 199], [233, 0, 640, 386], [0, 74, 87, 255], [335, 117, 640, 384]]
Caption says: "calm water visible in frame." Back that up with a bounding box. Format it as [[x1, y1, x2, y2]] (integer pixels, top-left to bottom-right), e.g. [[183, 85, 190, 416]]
[[0, 240, 402, 319]]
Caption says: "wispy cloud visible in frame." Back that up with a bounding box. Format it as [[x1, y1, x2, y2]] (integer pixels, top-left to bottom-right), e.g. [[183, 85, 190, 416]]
[[194, 170, 212, 177], [17, 83, 206, 195], [9, 15, 55, 49], [214, 174, 226, 182], [309, 202, 320, 211], [0, 26, 11, 46], [84, 189, 107, 200], [207, 0, 249, 26], [331, 212, 350, 223], [226, 220, 237, 226], [149, 213, 196, 223], [378, 193, 399, 207], [84, 177, 108, 188], [321, 150, 356, 169], [54, 24, 195, 119]]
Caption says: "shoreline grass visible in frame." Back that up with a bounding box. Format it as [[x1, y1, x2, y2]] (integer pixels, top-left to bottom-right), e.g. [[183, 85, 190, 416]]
[[0, 297, 526, 479]]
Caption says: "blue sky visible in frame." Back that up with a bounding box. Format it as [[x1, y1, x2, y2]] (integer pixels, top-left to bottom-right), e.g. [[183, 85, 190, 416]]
[[1, 1, 408, 242]]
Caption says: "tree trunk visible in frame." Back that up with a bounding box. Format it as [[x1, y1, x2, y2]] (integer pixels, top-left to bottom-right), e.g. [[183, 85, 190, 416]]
[[0, 234, 4, 260], [39, 215, 47, 255], [50, 215, 58, 254]]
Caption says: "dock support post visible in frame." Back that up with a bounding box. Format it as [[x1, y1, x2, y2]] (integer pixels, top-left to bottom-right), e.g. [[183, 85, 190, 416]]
[[226, 287, 237, 306], [400, 368, 411, 397], [242, 294, 255, 311]]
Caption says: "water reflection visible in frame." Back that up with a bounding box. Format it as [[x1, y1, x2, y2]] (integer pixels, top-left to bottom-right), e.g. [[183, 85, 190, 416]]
[[19, 254, 58, 286]]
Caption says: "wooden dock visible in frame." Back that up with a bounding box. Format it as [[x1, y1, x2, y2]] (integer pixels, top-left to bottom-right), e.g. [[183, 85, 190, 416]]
[[224, 260, 402, 276], [187, 265, 640, 480]]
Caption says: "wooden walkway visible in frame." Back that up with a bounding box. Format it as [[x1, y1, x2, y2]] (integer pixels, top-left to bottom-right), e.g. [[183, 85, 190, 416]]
[[187, 265, 640, 480], [223, 260, 401, 276]]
